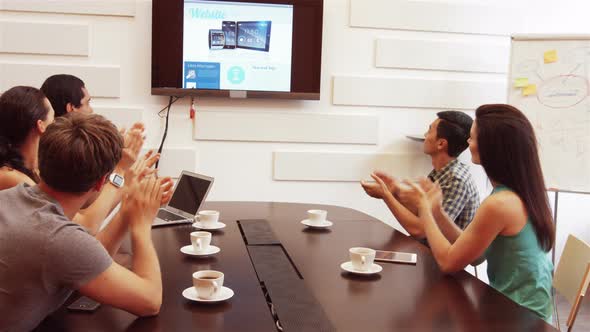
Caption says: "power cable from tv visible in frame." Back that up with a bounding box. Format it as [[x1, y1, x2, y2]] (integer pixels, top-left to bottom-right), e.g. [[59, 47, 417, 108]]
[[155, 96, 183, 169]]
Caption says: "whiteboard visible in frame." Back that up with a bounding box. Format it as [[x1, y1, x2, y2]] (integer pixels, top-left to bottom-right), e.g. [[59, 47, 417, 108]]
[[508, 35, 590, 192]]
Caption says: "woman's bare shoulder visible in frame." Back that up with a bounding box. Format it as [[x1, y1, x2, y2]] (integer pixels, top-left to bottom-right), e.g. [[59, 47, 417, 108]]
[[0, 167, 35, 190], [479, 190, 528, 234]]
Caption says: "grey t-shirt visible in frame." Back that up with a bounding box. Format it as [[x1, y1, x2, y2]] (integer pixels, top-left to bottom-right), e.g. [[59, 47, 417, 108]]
[[0, 184, 112, 332]]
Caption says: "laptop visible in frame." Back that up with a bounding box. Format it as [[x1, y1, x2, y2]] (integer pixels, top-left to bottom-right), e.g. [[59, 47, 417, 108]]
[[152, 170, 214, 227]]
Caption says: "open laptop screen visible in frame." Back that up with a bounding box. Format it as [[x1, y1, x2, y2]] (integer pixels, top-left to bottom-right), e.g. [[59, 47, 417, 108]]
[[167, 173, 212, 215]]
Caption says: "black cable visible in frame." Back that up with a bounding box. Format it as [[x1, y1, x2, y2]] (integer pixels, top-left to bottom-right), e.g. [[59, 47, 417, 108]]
[[157, 96, 182, 117], [155, 96, 174, 169]]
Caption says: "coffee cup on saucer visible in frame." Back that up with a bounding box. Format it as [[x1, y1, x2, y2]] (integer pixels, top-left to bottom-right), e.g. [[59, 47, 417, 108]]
[[193, 270, 224, 300], [349, 247, 376, 272], [195, 210, 220, 227], [190, 231, 211, 253], [307, 209, 327, 226]]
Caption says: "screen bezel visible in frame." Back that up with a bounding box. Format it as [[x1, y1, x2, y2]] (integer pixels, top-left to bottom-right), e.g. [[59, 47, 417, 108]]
[[151, 0, 323, 100]]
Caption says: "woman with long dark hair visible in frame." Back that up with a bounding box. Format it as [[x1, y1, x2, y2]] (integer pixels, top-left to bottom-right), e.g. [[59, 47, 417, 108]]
[[372, 104, 554, 322], [0, 84, 174, 235], [0, 86, 54, 189]]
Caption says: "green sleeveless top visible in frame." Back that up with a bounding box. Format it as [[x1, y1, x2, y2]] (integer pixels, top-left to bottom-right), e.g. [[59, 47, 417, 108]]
[[485, 185, 553, 321]]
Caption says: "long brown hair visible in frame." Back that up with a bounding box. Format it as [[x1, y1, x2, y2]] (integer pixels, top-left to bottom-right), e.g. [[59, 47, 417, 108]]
[[0, 86, 50, 182], [475, 104, 554, 251]]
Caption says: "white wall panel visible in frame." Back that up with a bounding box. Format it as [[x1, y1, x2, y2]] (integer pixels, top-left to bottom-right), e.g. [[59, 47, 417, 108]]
[[333, 76, 506, 109], [376, 38, 510, 73], [142, 147, 198, 179], [350, 0, 523, 36], [0, 62, 120, 98], [194, 111, 379, 144], [0, 21, 89, 56], [273, 151, 431, 181], [4, 0, 588, 277], [94, 106, 143, 129], [0, 0, 135, 17]]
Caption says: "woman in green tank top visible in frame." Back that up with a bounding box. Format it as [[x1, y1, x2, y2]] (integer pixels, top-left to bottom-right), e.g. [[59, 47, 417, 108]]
[[372, 104, 555, 323]]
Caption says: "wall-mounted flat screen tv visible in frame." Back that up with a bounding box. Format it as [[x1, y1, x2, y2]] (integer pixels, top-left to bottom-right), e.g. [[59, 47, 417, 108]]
[[152, 0, 323, 100]]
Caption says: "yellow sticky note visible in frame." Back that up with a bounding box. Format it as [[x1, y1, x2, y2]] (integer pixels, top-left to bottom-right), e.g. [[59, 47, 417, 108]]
[[522, 84, 537, 96], [514, 78, 529, 88], [544, 49, 558, 63]]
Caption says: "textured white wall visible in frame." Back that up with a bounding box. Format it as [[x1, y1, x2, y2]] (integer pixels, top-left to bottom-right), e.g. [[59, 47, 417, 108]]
[[2, 0, 590, 278]]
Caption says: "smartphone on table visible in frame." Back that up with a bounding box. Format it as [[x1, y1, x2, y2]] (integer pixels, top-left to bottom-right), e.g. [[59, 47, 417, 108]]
[[67, 296, 101, 312], [374, 250, 417, 264]]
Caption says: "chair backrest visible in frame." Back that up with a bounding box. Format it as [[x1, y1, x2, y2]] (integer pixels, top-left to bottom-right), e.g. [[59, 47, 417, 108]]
[[553, 234, 590, 304]]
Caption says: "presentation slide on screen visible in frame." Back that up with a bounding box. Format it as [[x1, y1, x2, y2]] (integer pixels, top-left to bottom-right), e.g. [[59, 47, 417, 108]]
[[183, 0, 293, 92]]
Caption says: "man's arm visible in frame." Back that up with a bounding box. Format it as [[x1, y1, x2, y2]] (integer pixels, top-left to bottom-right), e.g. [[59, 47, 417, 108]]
[[72, 175, 124, 234], [96, 174, 173, 256], [379, 193, 426, 238], [362, 172, 426, 238], [95, 210, 126, 257], [79, 230, 162, 316], [78, 176, 164, 316]]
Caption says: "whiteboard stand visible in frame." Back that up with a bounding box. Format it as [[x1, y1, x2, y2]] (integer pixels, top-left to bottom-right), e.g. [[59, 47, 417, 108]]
[[548, 188, 590, 267]]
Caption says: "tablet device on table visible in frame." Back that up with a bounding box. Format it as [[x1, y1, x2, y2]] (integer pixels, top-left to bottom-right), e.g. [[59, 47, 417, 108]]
[[374, 250, 417, 264]]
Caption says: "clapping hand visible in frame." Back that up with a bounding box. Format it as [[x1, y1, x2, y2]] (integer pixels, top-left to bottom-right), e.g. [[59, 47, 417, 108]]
[[415, 177, 443, 212], [124, 150, 174, 206], [118, 123, 146, 172], [398, 179, 442, 215], [124, 150, 159, 195], [159, 177, 174, 206], [122, 175, 165, 226], [364, 172, 396, 200], [361, 171, 400, 199], [397, 180, 428, 214]]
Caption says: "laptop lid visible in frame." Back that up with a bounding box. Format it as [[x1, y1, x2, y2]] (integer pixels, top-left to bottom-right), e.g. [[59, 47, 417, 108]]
[[164, 170, 214, 219]]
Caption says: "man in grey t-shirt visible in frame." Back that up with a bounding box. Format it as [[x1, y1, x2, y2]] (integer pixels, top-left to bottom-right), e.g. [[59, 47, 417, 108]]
[[0, 113, 165, 331], [0, 184, 112, 331]]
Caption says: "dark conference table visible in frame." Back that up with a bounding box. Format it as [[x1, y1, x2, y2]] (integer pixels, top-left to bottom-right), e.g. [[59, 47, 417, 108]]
[[38, 202, 558, 332]]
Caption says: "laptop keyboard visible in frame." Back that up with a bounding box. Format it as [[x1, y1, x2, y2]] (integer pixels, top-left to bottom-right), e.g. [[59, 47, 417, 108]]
[[157, 209, 187, 222]]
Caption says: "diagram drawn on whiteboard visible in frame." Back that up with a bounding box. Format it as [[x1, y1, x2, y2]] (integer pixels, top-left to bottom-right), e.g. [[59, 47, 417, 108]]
[[509, 37, 590, 192]]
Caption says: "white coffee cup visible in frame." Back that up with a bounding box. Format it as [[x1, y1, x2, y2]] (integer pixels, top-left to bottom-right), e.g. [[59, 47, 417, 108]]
[[193, 270, 224, 300], [307, 209, 327, 225], [196, 210, 220, 227], [349, 247, 376, 271], [190, 231, 211, 252]]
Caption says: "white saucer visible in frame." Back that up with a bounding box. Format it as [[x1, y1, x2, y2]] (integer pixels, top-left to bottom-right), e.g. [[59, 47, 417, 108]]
[[180, 245, 220, 256], [301, 219, 333, 228], [340, 261, 382, 275], [192, 221, 226, 230], [182, 286, 234, 303]]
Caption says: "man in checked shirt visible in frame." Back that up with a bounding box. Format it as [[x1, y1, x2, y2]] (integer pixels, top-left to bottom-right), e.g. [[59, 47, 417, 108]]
[[362, 111, 480, 242]]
